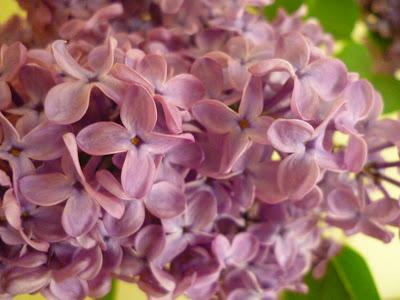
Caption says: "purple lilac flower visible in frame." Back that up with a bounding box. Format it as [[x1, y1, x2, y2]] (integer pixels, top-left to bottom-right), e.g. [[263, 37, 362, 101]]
[[0, 0, 399, 299]]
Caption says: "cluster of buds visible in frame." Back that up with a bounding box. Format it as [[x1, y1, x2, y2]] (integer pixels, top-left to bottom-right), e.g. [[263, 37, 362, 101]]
[[0, 1, 399, 299]]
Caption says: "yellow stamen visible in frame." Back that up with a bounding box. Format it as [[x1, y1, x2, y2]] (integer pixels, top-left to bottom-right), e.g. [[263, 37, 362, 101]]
[[130, 136, 142, 146], [239, 119, 250, 129]]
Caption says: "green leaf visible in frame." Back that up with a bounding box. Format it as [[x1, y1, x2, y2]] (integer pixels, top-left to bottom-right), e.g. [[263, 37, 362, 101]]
[[264, 0, 313, 20], [308, 0, 359, 40], [370, 74, 400, 114], [100, 281, 117, 300], [282, 246, 380, 300], [336, 41, 373, 78]]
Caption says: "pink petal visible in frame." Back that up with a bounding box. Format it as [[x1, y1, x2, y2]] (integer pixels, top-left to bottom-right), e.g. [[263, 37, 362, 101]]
[[277, 153, 320, 200], [112, 63, 153, 93], [302, 58, 348, 101], [249, 58, 295, 77], [51, 40, 93, 79], [160, 0, 184, 13], [62, 190, 100, 237], [327, 188, 360, 217], [276, 32, 310, 70], [120, 85, 157, 133], [230, 233, 259, 265], [360, 219, 393, 243], [220, 131, 251, 173], [134, 224, 166, 261], [344, 134, 367, 172], [96, 170, 131, 200], [366, 198, 400, 223], [345, 80, 374, 120], [88, 37, 117, 75], [267, 119, 314, 153], [122, 149, 155, 199], [4, 268, 51, 296], [1, 42, 27, 81], [246, 115, 273, 145], [211, 235, 231, 264], [145, 132, 192, 154], [103, 201, 145, 238], [187, 190, 217, 230], [146, 181, 186, 219], [192, 100, 237, 134], [49, 278, 88, 300], [156, 95, 183, 133], [85, 184, 125, 219], [3, 189, 21, 230], [292, 77, 321, 120], [19, 173, 73, 206], [191, 57, 223, 98], [19, 64, 55, 103], [138, 54, 167, 88], [239, 76, 263, 118], [63, 133, 86, 181], [0, 81, 11, 109], [30, 206, 67, 242], [44, 81, 92, 124], [22, 123, 68, 160], [163, 74, 205, 109], [77, 122, 130, 155]]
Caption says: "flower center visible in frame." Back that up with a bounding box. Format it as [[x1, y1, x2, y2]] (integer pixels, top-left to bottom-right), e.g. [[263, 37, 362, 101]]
[[239, 118, 250, 129], [130, 136, 143, 146], [9, 147, 22, 157]]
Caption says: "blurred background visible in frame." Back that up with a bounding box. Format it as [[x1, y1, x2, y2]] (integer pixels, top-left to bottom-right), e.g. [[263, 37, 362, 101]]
[[2, 0, 400, 299]]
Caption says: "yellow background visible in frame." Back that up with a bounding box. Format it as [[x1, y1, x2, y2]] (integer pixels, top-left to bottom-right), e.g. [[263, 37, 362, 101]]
[[2, 0, 400, 299]]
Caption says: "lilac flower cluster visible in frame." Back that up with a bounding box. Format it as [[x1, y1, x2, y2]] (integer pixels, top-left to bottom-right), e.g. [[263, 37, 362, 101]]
[[0, 1, 399, 299]]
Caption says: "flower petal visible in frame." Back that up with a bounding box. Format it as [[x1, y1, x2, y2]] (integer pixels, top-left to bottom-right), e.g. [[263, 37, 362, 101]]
[[277, 153, 319, 200], [160, 0, 184, 13], [1, 42, 27, 81], [121, 85, 157, 133], [19, 173, 73, 206], [344, 134, 367, 172], [327, 188, 360, 217], [268, 119, 314, 153], [192, 100, 237, 134], [302, 58, 348, 101], [0, 81, 11, 109], [4, 267, 51, 296], [134, 224, 166, 261], [52, 40, 92, 79], [62, 190, 100, 237], [163, 74, 204, 109], [45, 81, 92, 124], [138, 54, 167, 87], [122, 149, 155, 199], [230, 233, 259, 265], [276, 32, 310, 70], [146, 181, 186, 219], [238, 76, 263, 118], [103, 201, 145, 238], [77, 122, 130, 155], [187, 191, 216, 230]]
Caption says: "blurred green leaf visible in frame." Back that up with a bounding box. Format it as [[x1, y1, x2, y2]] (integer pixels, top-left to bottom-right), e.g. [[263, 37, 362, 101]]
[[370, 74, 400, 114], [308, 0, 359, 40], [282, 246, 380, 300], [100, 281, 116, 300], [336, 41, 373, 78], [264, 0, 313, 20]]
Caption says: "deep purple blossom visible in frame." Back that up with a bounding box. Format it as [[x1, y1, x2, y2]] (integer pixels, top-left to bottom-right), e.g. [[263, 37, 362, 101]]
[[0, 0, 399, 299]]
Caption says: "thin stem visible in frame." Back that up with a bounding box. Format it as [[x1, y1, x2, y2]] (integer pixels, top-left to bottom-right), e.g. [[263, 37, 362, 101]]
[[368, 142, 393, 154], [372, 161, 400, 169]]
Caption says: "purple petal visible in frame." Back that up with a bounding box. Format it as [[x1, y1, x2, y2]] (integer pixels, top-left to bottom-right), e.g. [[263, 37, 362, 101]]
[[88, 37, 117, 75], [163, 74, 205, 109], [29, 206, 66, 242], [145, 132, 193, 154], [4, 267, 51, 296], [62, 190, 100, 237], [277, 153, 319, 200], [220, 131, 251, 173], [239, 76, 263, 118], [138, 54, 167, 87], [134, 224, 166, 261], [77, 122, 130, 155], [302, 58, 348, 101], [360, 219, 393, 243], [230, 233, 259, 265], [268, 119, 314, 153], [122, 149, 155, 199], [0, 81, 11, 109], [49, 278, 88, 300], [345, 80, 374, 120], [44, 81, 92, 124], [146, 181, 186, 219], [344, 134, 367, 172], [187, 190, 217, 230], [19, 173, 73, 206], [191, 57, 223, 98], [327, 188, 361, 217], [192, 100, 237, 134], [120, 85, 157, 133], [1, 42, 27, 81], [3, 189, 21, 230], [160, 0, 184, 13], [276, 32, 310, 70], [103, 201, 145, 238], [52, 40, 92, 79]]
